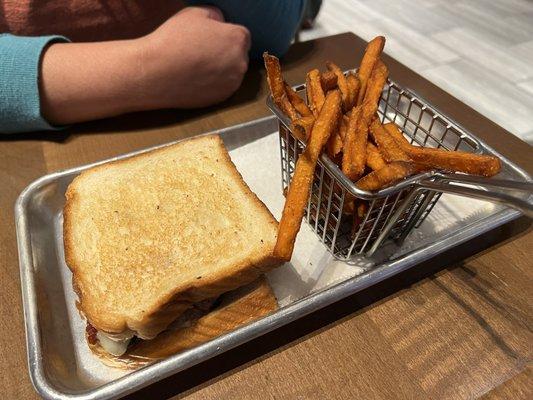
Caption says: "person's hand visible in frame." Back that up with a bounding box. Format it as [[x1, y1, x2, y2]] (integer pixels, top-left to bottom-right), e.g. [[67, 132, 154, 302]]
[[138, 6, 251, 109]]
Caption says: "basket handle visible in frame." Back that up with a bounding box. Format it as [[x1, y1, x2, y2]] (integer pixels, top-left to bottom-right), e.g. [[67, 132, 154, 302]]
[[417, 173, 533, 218]]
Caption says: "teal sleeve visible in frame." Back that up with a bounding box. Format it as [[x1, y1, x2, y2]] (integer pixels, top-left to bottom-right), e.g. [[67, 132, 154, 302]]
[[0, 34, 70, 134], [187, 0, 305, 59]]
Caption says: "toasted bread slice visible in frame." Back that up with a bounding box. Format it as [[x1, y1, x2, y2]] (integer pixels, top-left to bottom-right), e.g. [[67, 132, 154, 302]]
[[88, 276, 278, 369], [64, 135, 279, 339]]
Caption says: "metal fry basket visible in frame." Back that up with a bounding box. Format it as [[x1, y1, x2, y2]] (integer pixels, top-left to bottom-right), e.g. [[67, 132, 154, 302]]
[[267, 74, 533, 260]]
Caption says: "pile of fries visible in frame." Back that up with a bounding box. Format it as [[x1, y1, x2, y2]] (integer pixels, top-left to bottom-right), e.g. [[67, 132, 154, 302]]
[[264, 36, 502, 261]]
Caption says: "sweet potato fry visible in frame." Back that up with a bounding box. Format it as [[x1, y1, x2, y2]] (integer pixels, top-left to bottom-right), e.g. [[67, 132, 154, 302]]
[[343, 195, 355, 215], [342, 61, 388, 180], [284, 82, 312, 117], [280, 94, 299, 122], [306, 69, 326, 117], [321, 71, 338, 92], [366, 143, 387, 171], [328, 117, 348, 164], [291, 116, 315, 142], [370, 119, 410, 162], [356, 36, 386, 105], [409, 147, 501, 176], [384, 123, 411, 150], [412, 162, 433, 174], [385, 123, 502, 176], [361, 60, 388, 120], [356, 161, 415, 191], [263, 52, 285, 107], [351, 201, 368, 237], [346, 73, 360, 111], [327, 129, 344, 159], [274, 90, 342, 261], [339, 115, 349, 141], [326, 61, 350, 111], [341, 105, 367, 180], [357, 202, 368, 220], [289, 124, 306, 142]]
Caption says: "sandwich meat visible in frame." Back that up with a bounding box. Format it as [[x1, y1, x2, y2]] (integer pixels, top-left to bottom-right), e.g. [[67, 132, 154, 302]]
[[87, 276, 278, 368]]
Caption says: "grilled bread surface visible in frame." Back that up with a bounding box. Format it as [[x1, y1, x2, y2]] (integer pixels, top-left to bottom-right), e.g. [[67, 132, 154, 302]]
[[64, 135, 279, 339]]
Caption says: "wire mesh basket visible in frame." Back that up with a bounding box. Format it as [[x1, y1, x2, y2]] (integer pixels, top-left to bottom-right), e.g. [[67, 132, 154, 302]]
[[267, 73, 533, 259]]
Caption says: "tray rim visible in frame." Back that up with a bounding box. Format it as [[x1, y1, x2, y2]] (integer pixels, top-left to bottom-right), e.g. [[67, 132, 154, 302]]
[[15, 114, 528, 400]]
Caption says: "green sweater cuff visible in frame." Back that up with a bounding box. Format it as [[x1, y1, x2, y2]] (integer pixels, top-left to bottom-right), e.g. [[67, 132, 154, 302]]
[[0, 34, 70, 133]]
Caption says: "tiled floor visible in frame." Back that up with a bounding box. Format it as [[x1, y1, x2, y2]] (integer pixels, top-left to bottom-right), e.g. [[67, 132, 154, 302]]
[[300, 0, 533, 144]]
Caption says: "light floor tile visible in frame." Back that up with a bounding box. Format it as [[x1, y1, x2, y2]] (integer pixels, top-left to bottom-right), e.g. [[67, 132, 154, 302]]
[[432, 28, 533, 83], [509, 41, 533, 68], [516, 80, 533, 96], [440, 1, 533, 47], [299, 0, 533, 142], [422, 59, 533, 137]]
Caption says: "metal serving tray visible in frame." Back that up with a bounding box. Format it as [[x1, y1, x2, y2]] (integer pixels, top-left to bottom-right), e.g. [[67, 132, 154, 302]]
[[16, 113, 530, 399]]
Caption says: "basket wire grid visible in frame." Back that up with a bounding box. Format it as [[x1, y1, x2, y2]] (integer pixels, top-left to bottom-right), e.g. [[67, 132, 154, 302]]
[[276, 77, 480, 259]]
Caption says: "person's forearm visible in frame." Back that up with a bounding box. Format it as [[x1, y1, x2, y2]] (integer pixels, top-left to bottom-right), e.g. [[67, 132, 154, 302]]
[[40, 6, 251, 127], [40, 39, 147, 125]]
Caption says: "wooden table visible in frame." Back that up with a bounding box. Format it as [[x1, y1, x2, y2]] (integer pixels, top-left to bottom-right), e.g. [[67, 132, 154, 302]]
[[1, 33, 531, 400]]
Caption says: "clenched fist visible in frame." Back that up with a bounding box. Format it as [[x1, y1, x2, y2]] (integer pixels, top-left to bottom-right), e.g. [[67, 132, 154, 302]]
[[138, 6, 251, 109]]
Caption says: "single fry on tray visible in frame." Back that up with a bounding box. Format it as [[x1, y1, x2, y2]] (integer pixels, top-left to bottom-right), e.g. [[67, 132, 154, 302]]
[[274, 90, 342, 261], [356, 36, 386, 105], [370, 119, 411, 162], [366, 143, 387, 171], [306, 69, 326, 117], [284, 82, 313, 117], [321, 71, 338, 92], [326, 61, 350, 111], [385, 123, 502, 176], [263, 52, 285, 107], [356, 161, 414, 191]]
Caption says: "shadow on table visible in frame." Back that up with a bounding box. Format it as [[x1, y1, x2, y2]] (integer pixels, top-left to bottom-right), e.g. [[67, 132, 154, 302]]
[[125, 217, 531, 400]]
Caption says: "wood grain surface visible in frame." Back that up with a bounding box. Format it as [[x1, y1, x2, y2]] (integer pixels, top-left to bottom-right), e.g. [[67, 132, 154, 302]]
[[0, 33, 531, 400]]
